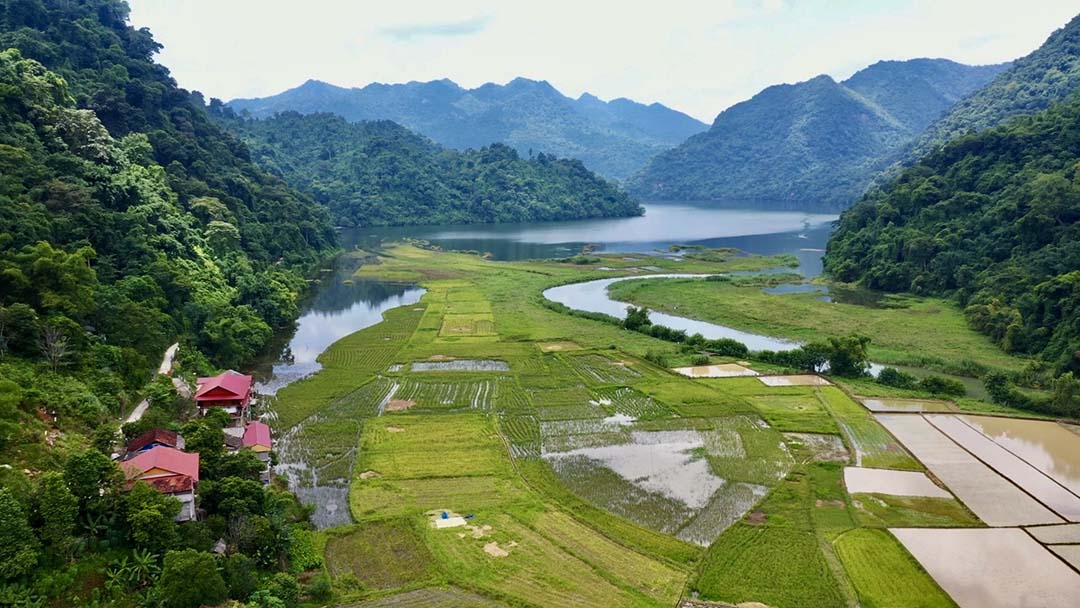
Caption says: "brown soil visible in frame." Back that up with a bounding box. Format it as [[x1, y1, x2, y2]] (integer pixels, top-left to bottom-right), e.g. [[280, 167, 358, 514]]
[[385, 400, 416, 412], [815, 499, 845, 508], [386, 426, 406, 433], [428, 354, 455, 361], [744, 511, 767, 525], [483, 542, 509, 557], [359, 470, 381, 480]]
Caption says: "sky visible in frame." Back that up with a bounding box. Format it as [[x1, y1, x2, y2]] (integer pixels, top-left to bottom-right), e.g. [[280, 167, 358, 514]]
[[128, 0, 1080, 122]]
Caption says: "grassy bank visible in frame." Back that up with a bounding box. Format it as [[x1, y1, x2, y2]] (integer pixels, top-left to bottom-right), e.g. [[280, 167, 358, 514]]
[[607, 276, 1026, 374]]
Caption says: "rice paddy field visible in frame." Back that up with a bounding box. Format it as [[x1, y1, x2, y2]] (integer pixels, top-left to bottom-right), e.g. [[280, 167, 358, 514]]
[[267, 243, 1079, 607]]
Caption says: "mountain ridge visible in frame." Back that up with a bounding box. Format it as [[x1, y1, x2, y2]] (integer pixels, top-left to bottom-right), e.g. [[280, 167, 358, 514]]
[[228, 77, 708, 180], [626, 58, 1009, 208]]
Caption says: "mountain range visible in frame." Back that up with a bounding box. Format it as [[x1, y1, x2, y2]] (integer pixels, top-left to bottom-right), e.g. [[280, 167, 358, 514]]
[[228, 78, 707, 181], [626, 58, 1008, 208]]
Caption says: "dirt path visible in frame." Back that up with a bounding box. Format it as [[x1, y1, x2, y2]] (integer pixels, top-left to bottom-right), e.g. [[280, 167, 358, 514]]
[[123, 342, 181, 424]]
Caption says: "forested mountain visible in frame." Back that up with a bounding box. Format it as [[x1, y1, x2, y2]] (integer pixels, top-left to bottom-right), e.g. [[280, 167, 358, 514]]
[[0, 1, 335, 604], [908, 12, 1080, 158], [626, 59, 1007, 208], [213, 109, 644, 227], [228, 77, 707, 180], [0, 0, 336, 375], [825, 96, 1080, 374]]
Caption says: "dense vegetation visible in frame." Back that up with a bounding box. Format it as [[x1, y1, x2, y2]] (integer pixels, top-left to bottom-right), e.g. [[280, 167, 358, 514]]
[[227, 77, 707, 180], [908, 13, 1080, 159], [627, 59, 1005, 208], [213, 109, 644, 227], [825, 95, 1080, 401], [0, 1, 334, 604]]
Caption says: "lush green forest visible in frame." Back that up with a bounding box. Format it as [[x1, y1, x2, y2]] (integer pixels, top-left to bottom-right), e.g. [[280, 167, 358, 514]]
[[825, 96, 1080, 380], [0, 1, 334, 605], [227, 77, 707, 181], [627, 59, 1006, 208], [908, 13, 1080, 159], [213, 109, 644, 227]]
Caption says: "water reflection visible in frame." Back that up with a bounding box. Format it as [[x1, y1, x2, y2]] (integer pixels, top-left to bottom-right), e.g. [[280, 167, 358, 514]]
[[253, 279, 424, 395], [347, 202, 837, 276], [544, 274, 801, 352]]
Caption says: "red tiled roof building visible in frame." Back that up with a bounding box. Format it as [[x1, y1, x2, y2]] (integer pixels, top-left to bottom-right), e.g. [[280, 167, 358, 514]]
[[195, 370, 253, 423]]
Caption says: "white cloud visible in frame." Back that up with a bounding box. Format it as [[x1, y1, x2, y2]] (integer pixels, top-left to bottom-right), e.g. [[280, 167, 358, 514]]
[[128, 0, 1079, 121]]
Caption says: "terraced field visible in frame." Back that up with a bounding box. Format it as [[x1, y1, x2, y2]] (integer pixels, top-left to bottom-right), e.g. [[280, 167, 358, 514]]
[[269, 244, 1049, 607]]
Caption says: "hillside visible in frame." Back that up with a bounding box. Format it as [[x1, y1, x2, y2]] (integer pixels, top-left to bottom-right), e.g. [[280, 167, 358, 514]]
[[0, 1, 338, 605], [825, 96, 1080, 374], [909, 12, 1080, 158], [213, 109, 644, 227], [626, 59, 1007, 208], [228, 78, 707, 180]]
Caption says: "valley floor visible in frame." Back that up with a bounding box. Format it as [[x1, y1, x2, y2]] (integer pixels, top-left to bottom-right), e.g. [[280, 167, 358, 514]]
[[271, 244, 1080, 608]]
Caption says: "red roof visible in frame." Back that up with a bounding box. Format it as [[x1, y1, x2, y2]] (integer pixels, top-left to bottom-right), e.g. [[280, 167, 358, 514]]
[[242, 421, 272, 449], [130, 474, 194, 494], [127, 428, 180, 453], [121, 446, 200, 483], [195, 370, 253, 406]]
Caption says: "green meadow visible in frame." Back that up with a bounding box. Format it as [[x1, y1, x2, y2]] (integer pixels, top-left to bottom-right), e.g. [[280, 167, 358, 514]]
[[268, 244, 1003, 607]]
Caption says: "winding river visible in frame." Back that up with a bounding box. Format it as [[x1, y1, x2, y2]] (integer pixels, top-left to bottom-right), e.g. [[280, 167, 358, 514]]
[[255, 202, 838, 526]]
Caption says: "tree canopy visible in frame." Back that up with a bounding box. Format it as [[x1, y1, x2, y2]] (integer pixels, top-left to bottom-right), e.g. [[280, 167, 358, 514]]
[[212, 109, 644, 227]]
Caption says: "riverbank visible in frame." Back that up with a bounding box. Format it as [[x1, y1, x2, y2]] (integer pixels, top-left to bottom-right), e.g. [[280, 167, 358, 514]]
[[606, 275, 1026, 375], [272, 242, 1035, 606]]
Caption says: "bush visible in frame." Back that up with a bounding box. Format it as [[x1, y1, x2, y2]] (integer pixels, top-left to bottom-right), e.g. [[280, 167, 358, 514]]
[[305, 573, 332, 602], [156, 549, 227, 608], [706, 338, 749, 357], [918, 375, 966, 397], [690, 354, 710, 366], [643, 350, 668, 367], [876, 367, 918, 389]]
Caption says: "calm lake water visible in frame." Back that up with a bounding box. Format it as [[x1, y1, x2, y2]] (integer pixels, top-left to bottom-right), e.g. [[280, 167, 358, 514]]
[[255, 203, 837, 392]]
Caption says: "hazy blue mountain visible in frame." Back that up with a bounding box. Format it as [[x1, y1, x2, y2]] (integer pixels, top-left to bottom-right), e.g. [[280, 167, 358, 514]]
[[228, 78, 707, 180], [626, 58, 1008, 208]]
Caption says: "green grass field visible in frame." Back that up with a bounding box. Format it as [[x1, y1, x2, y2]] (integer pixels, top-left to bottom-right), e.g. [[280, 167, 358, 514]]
[[267, 243, 1022, 607], [693, 471, 847, 608], [607, 276, 1025, 374], [834, 529, 957, 608]]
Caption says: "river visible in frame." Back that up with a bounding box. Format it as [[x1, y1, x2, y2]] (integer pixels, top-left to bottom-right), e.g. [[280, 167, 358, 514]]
[[255, 202, 837, 393], [255, 202, 837, 526]]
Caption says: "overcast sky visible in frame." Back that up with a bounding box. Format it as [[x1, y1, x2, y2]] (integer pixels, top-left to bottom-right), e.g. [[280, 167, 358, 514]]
[[128, 0, 1079, 122]]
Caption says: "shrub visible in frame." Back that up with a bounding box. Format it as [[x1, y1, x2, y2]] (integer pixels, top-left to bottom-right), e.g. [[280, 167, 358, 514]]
[[876, 367, 918, 389], [690, 354, 710, 366], [918, 375, 966, 397]]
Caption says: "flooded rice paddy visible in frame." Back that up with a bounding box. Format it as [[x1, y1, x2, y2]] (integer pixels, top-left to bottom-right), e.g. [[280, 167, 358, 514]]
[[540, 417, 787, 546], [843, 467, 950, 498], [1049, 545, 1080, 570], [859, 397, 955, 413], [876, 414, 1062, 525], [891, 528, 1080, 608], [1026, 523, 1080, 544], [925, 415, 1080, 521], [758, 375, 832, 387], [958, 415, 1080, 497], [410, 359, 510, 372], [672, 363, 758, 378]]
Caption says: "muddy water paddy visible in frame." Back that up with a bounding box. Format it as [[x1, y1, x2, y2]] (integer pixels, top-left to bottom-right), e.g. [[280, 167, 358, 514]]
[[541, 415, 790, 546]]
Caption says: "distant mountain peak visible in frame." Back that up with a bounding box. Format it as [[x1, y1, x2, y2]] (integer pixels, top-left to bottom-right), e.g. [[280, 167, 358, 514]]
[[227, 76, 707, 180], [629, 57, 1008, 208]]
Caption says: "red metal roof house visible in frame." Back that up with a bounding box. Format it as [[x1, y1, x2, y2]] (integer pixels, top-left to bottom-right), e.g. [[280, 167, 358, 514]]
[[126, 428, 184, 455], [195, 370, 253, 424], [121, 446, 200, 521], [242, 421, 272, 453]]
